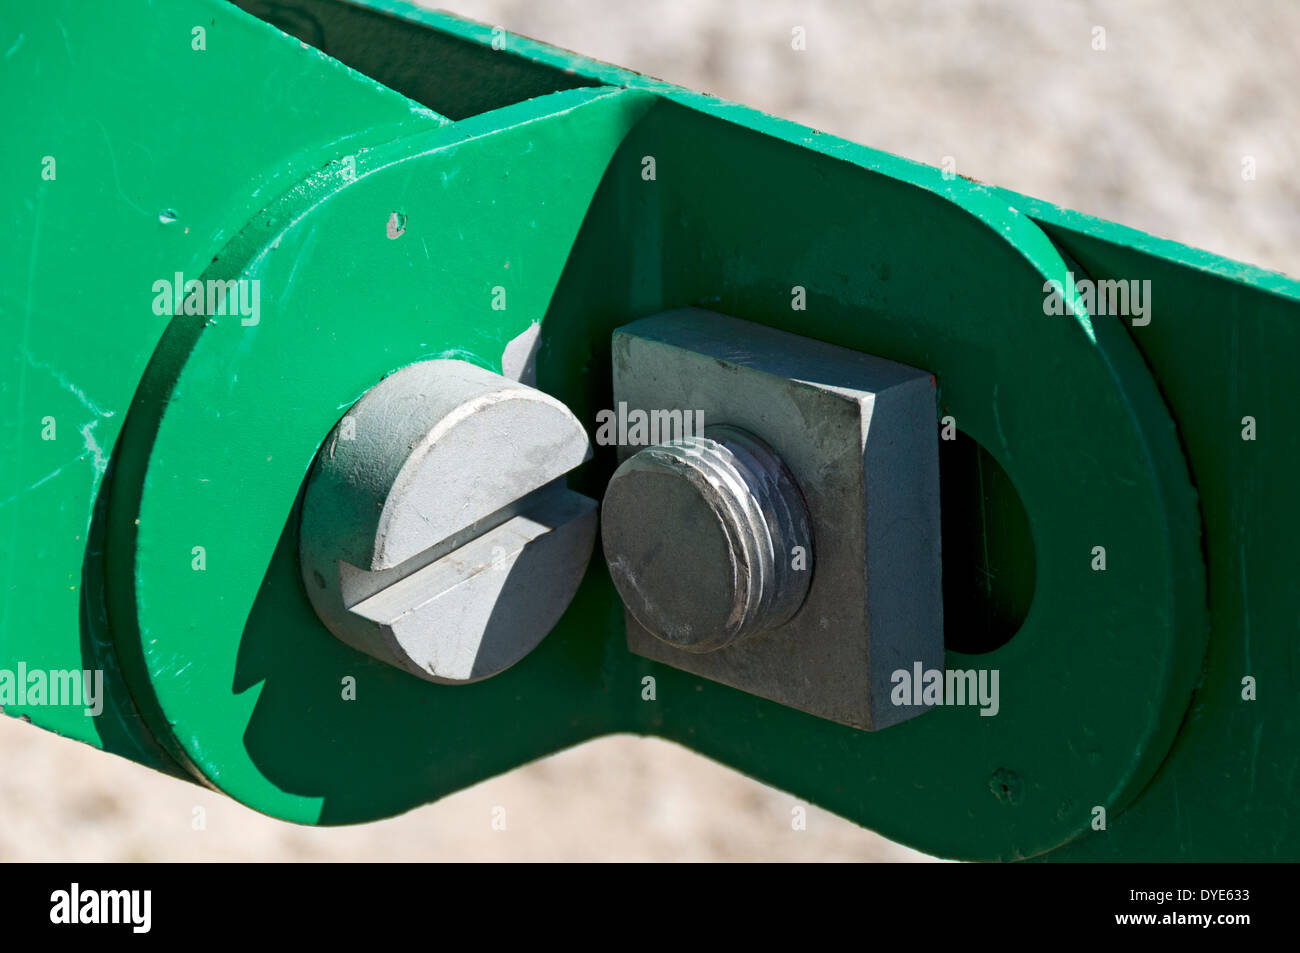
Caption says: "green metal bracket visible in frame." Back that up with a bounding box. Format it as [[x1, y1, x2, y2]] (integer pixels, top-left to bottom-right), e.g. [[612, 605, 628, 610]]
[[2, 0, 1295, 861]]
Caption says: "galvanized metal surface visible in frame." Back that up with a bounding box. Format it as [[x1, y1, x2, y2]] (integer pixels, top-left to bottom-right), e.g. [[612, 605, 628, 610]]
[[2, 0, 1296, 860], [605, 309, 941, 731], [605, 425, 812, 654], [299, 359, 596, 683]]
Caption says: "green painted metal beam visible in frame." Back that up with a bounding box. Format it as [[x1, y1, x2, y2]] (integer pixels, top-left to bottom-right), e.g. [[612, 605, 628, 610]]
[[2, 0, 1295, 860]]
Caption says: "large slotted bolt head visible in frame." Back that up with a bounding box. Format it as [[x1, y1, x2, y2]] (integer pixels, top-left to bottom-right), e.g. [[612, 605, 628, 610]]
[[602, 425, 813, 653], [298, 359, 597, 684]]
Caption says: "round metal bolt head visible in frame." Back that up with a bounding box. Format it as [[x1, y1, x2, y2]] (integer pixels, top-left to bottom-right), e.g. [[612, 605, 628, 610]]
[[601, 425, 813, 653], [299, 359, 597, 684]]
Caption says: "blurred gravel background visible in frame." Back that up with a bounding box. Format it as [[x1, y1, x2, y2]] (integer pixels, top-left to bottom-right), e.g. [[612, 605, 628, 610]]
[[447, 0, 1299, 276], [2, 0, 1295, 862]]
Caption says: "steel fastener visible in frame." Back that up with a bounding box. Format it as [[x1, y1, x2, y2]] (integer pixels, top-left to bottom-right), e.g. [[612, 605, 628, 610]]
[[603, 425, 812, 653], [605, 309, 943, 730], [298, 359, 597, 683]]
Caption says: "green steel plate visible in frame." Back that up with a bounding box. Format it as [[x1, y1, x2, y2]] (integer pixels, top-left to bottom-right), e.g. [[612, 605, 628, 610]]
[[103, 77, 1204, 857], [0, 0, 445, 769], [12, 0, 1297, 861]]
